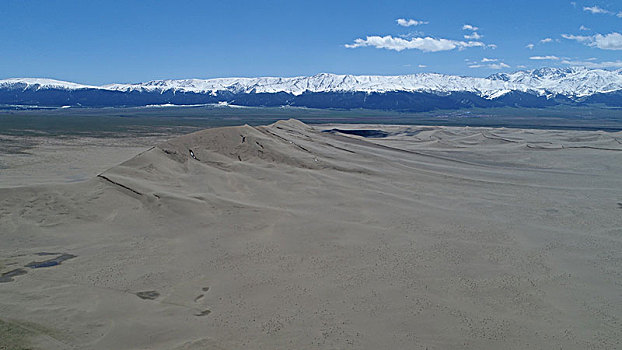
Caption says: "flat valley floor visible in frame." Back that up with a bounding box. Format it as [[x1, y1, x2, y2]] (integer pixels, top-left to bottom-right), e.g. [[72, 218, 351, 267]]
[[1, 120, 621, 349]]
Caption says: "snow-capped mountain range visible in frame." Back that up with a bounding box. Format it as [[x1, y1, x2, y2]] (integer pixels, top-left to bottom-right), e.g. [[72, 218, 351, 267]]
[[102, 73, 534, 99], [1, 67, 621, 110], [103, 67, 622, 98]]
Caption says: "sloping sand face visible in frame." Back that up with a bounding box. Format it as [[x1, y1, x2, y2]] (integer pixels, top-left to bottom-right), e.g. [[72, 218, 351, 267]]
[[1, 119, 621, 349]]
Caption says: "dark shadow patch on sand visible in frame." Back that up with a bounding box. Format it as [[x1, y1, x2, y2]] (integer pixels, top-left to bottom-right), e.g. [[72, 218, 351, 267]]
[[195, 309, 211, 317], [136, 291, 160, 300], [324, 129, 390, 138], [401, 130, 424, 137], [25, 253, 76, 269], [189, 149, 200, 160], [0, 268, 27, 283], [98, 174, 143, 196]]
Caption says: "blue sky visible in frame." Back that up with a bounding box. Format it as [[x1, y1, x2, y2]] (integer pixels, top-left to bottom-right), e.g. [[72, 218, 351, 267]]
[[1, 0, 621, 84]]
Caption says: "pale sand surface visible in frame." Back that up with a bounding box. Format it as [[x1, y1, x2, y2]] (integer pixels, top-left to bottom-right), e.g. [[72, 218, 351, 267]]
[[0, 133, 184, 188], [1, 120, 621, 349]]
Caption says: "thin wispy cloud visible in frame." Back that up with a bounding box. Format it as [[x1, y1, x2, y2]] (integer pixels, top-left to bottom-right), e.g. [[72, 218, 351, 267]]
[[562, 34, 592, 43], [579, 25, 590, 31], [562, 32, 622, 50], [396, 18, 428, 27], [469, 62, 510, 69], [561, 59, 622, 68], [489, 62, 510, 69], [530, 55, 560, 60], [582, 5, 622, 17], [399, 31, 425, 39], [462, 24, 479, 31], [583, 5, 610, 14], [464, 32, 483, 40], [526, 38, 557, 50], [468, 58, 509, 69], [345, 35, 486, 52], [418, 64, 427, 68]]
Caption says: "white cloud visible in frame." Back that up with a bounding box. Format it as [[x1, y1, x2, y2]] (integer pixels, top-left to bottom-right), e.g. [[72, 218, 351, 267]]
[[583, 5, 611, 14], [516, 65, 527, 69], [530, 55, 560, 60], [561, 59, 622, 68], [345, 35, 486, 52], [579, 25, 590, 31], [487, 44, 497, 49], [468, 61, 509, 69], [418, 64, 427, 68], [540, 38, 553, 43], [464, 32, 483, 40], [526, 43, 535, 49], [593, 33, 622, 50], [562, 34, 592, 43], [582, 5, 622, 17], [462, 24, 479, 31], [396, 18, 428, 27], [489, 62, 510, 69], [481, 57, 498, 62], [563, 32, 622, 50], [399, 31, 425, 39]]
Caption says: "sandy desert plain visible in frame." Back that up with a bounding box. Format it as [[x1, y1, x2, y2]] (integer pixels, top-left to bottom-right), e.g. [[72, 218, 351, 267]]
[[1, 116, 621, 349]]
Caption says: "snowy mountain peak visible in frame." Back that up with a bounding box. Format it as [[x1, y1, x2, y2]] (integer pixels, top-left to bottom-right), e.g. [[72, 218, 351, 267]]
[[0, 78, 98, 90], [486, 67, 622, 97]]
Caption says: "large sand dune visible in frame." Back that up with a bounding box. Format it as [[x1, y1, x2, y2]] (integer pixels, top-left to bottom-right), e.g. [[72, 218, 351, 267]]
[[1, 120, 621, 349]]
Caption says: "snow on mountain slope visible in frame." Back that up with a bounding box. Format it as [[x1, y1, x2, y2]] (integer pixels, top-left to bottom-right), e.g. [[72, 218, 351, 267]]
[[0, 78, 99, 91], [2, 67, 622, 99], [103, 73, 535, 99], [487, 67, 622, 97], [99, 68, 622, 98]]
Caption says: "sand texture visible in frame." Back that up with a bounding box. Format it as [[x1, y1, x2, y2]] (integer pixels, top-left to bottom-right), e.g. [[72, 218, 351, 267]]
[[0, 131, 186, 188], [1, 120, 621, 349]]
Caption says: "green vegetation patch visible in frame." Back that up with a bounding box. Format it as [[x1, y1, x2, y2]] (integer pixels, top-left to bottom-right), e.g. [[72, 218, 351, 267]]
[[0, 319, 33, 350], [0, 318, 64, 350]]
